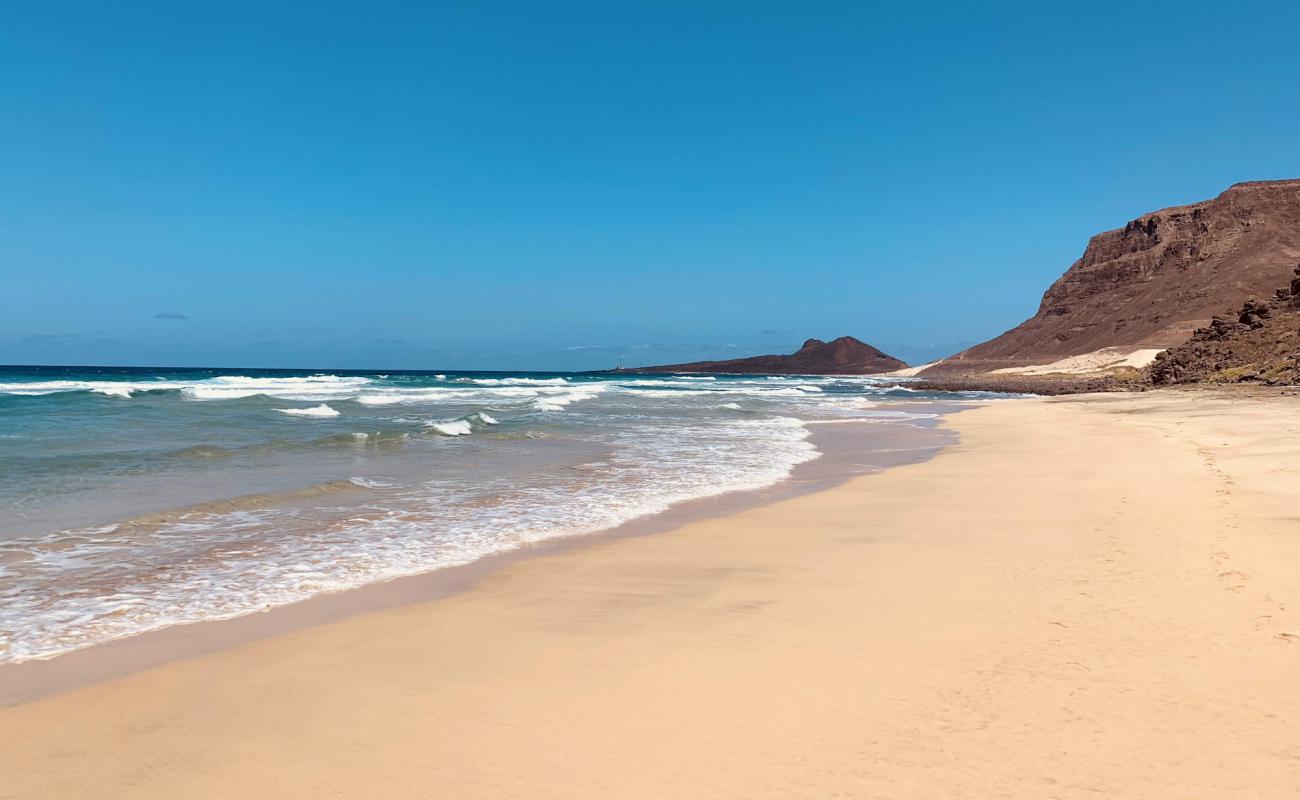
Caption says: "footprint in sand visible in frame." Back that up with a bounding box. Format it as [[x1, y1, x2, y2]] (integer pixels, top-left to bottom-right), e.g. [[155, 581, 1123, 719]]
[[1218, 570, 1249, 591]]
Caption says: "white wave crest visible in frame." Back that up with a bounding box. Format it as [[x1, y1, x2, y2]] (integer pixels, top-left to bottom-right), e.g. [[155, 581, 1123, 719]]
[[0, 374, 372, 401], [183, 375, 371, 401], [349, 477, 393, 489], [820, 397, 880, 411], [0, 380, 185, 396], [615, 388, 719, 397], [458, 376, 569, 386], [356, 389, 458, 405], [426, 419, 473, 436], [531, 384, 606, 412], [356, 385, 546, 405], [276, 404, 340, 418], [614, 379, 729, 389]]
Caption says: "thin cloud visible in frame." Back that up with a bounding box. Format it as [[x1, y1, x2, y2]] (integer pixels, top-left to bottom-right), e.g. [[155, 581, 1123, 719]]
[[154, 312, 188, 320]]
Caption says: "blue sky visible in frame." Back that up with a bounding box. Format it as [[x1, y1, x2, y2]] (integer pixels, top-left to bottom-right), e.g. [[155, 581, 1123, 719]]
[[3, 1, 1299, 370]]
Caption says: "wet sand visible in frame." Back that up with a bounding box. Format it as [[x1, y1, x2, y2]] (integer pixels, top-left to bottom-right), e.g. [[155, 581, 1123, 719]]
[[3, 391, 1300, 798]]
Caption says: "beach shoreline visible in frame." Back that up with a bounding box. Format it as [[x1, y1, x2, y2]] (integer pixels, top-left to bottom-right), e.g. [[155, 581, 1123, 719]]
[[4, 389, 1299, 798], [0, 401, 965, 706]]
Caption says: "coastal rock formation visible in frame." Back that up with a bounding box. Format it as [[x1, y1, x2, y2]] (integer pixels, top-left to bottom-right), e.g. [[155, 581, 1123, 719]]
[[924, 179, 1300, 376], [619, 336, 907, 375], [1147, 264, 1300, 385]]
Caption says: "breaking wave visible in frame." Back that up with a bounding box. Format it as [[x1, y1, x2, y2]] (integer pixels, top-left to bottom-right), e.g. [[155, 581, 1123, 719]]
[[276, 404, 341, 418], [426, 419, 474, 436]]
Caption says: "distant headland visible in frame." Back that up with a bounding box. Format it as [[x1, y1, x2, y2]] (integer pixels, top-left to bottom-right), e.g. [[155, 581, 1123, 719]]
[[613, 336, 906, 375]]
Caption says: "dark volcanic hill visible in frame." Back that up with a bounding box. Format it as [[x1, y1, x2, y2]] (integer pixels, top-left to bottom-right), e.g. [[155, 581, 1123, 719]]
[[619, 337, 907, 375], [924, 179, 1300, 375]]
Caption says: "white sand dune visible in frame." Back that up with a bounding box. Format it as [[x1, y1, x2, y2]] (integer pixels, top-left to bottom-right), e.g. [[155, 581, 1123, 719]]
[[990, 346, 1165, 375]]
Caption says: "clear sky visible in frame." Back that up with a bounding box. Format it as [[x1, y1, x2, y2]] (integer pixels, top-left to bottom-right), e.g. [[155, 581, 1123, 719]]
[[3, 1, 1299, 371]]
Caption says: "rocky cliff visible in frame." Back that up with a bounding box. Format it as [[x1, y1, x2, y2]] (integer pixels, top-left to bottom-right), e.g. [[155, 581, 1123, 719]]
[[925, 180, 1300, 375], [619, 336, 907, 375]]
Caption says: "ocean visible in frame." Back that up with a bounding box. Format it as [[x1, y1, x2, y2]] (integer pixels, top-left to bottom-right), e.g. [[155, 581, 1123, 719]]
[[0, 365, 1000, 663]]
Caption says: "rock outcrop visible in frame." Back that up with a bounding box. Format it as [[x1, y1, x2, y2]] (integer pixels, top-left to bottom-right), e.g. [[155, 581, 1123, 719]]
[[618, 336, 907, 375], [924, 180, 1300, 376], [1147, 265, 1300, 385]]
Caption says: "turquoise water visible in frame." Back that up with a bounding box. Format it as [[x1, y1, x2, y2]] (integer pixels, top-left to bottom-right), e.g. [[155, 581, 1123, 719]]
[[0, 365, 1000, 662]]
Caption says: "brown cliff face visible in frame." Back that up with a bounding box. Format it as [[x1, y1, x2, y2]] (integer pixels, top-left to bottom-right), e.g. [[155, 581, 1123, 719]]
[[925, 180, 1300, 375], [619, 336, 906, 375]]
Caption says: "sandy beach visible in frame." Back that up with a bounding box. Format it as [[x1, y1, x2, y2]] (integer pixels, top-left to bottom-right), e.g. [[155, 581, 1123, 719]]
[[4, 390, 1300, 798]]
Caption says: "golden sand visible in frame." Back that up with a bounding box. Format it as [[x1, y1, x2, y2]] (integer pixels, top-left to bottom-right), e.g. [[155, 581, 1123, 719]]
[[3, 391, 1299, 798]]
